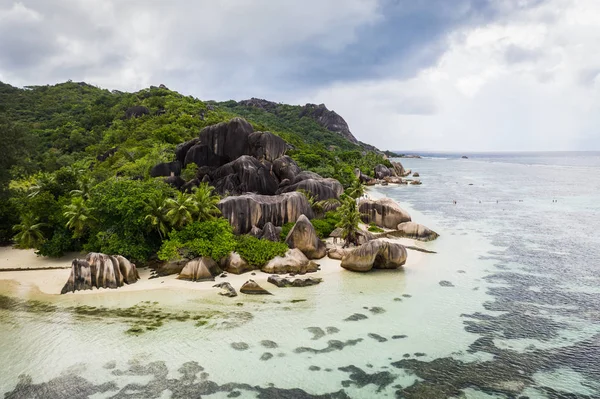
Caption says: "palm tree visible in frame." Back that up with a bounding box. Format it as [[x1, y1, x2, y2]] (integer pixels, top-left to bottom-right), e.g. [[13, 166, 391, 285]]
[[336, 196, 361, 248], [191, 183, 221, 222], [64, 197, 95, 237], [164, 192, 198, 229], [13, 215, 47, 248], [70, 175, 94, 200], [346, 177, 365, 199], [144, 195, 170, 239], [298, 189, 339, 218], [28, 173, 55, 198]]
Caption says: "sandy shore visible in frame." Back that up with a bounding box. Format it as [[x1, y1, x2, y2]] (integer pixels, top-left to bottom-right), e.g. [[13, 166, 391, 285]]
[[0, 237, 425, 299]]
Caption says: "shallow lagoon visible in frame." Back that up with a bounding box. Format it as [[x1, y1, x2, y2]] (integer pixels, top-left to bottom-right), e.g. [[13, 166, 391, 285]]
[[1, 152, 599, 398]]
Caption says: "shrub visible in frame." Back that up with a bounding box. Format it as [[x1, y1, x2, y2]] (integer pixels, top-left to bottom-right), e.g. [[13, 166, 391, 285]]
[[311, 211, 340, 238], [235, 235, 288, 267], [368, 223, 384, 233], [157, 218, 236, 261], [280, 222, 294, 241]]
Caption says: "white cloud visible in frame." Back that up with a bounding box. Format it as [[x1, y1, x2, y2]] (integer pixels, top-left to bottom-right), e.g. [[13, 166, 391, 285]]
[[304, 0, 600, 151]]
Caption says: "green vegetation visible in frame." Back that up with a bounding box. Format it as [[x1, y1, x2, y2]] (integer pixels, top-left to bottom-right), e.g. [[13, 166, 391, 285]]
[[0, 80, 381, 264], [234, 235, 288, 267], [368, 223, 384, 233], [335, 196, 361, 247]]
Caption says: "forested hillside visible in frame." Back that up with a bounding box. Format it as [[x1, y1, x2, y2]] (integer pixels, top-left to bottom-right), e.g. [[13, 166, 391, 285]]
[[0, 81, 391, 261]]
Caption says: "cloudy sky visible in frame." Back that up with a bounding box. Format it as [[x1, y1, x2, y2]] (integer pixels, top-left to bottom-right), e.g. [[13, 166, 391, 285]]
[[1, 0, 599, 151]]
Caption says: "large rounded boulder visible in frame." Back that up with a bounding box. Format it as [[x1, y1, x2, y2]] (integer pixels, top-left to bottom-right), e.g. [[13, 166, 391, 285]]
[[61, 253, 139, 294], [248, 131, 288, 161], [340, 240, 407, 272], [212, 155, 279, 196], [221, 252, 253, 275], [359, 198, 411, 229], [261, 248, 319, 274], [374, 164, 393, 179], [285, 215, 327, 259], [178, 257, 217, 282], [272, 156, 301, 182], [396, 222, 439, 241]]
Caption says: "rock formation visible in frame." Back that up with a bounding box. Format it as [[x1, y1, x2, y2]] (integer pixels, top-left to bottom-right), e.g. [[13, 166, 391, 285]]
[[124, 105, 149, 119], [155, 259, 187, 276], [261, 248, 319, 274], [248, 131, 288, 161], [327, 247, 349, 260], [164, 175, 186, 189], [249, 222, 281, 242], [221, 252, 253, 274], [390, 161, 409, 177], [240, 279, 272, 295], [212, 155, 279, 196], [267, 275, 323, 288], [218, 192, 313, 234], [150, 161, 182, 177], [213, 282, 238, 297], [412, 172, 420, 177], [178, 257, 216, 282], [359, 198, 411, 229], [285, 215, 327, 259], [340, 240, 408, 272], [374, 164, 393, 180], [410, 180, 422, 185], [61, 252, 139, 294], [395, 222, 439, 241], [299, 103, 359, 144], [272, 156, 301, 182]]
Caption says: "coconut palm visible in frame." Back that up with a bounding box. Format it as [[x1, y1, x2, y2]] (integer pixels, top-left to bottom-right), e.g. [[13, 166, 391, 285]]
[[13, 215, 47, 248], [70, 175, 94, 200], [64, 197, 95, 237], [28, 173, 55, 198], [298, 189, 339, 218], [164, 192, 198, 229], [144, 195, 170, 239], [336, 195, 361, 248], [346, 177, 365, 199], [191, 183, 221, 222]]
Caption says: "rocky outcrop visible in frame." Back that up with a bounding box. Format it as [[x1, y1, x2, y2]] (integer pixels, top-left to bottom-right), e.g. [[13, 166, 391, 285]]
[[340, 240, 408, 272], [213, 282, 237, 297], [412, 172, 420, 177], [221, 252, 253, 275], [218, 192, 313, 234], [299, 103, 358, 144], [261, 248, 319, 274], [150, 161, 182, 177], [125, 105, 149, 119], [327, 247, 349, 260], [61, 253, 139, 294], [212, 155, 279, 196], [410, 180, 422, 185], [248, 131, 288, 161], [278, 179, 339, 201], [395, 222, 439, 241], [359, 198, 411, 229], [178, 257, 216, 282], [164, 175, 186, 189], [390, 161, 409, 177], [199, 117, 254, 163], [257, 222, 281, 242], [267, 275, 323, 288], [240, 279, 272, 295], [155, 259, 187, 276], [272, 156, 301, 182], [354, 168, 376, 185], [184, 144, 229, 168], [374, 164, 393, 180], [285, 215, 327, 259]]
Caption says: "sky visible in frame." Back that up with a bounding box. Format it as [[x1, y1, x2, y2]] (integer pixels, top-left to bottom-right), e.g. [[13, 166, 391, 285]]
[[0, 0, 599, 151]]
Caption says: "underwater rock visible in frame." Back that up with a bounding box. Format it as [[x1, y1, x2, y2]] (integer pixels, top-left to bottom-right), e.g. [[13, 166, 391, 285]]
[[240, 280, 272, 295], [359, 198, 411, 229], [285, 215, 327, 259], [61, 252, 139, 294], [340, 239, 408, 272], [261, 249, 319, 274]]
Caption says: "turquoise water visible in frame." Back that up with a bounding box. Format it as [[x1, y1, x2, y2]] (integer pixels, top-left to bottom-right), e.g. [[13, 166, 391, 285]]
[[1, 152, 599, 398]]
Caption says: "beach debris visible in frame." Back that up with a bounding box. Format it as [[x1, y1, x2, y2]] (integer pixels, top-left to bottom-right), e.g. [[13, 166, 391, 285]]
[[213, 282, 238, 297], [267, 275, 322, 288], [240, 279, 272, 295]]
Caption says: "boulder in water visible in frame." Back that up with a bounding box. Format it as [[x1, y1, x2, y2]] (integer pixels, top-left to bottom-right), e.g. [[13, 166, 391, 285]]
[[240, 279, 272, 295], [285, 215, 327, 259], [395, 222, 439, 241], [341, 239, 408, 272], [267, 275, 323, 288], [359, 198, 411, 229]]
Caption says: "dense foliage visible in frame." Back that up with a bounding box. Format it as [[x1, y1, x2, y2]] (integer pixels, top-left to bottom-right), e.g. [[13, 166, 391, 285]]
[[0, 80, 382, 263], [234, 235, 288, 267]]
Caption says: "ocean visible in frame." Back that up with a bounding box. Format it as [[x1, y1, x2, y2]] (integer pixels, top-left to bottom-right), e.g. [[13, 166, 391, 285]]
[[1, 152, 599, 398]]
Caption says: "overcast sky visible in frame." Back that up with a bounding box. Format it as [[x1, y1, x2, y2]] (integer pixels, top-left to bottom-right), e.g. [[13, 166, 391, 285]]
[[1, 0, 599, 151]]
